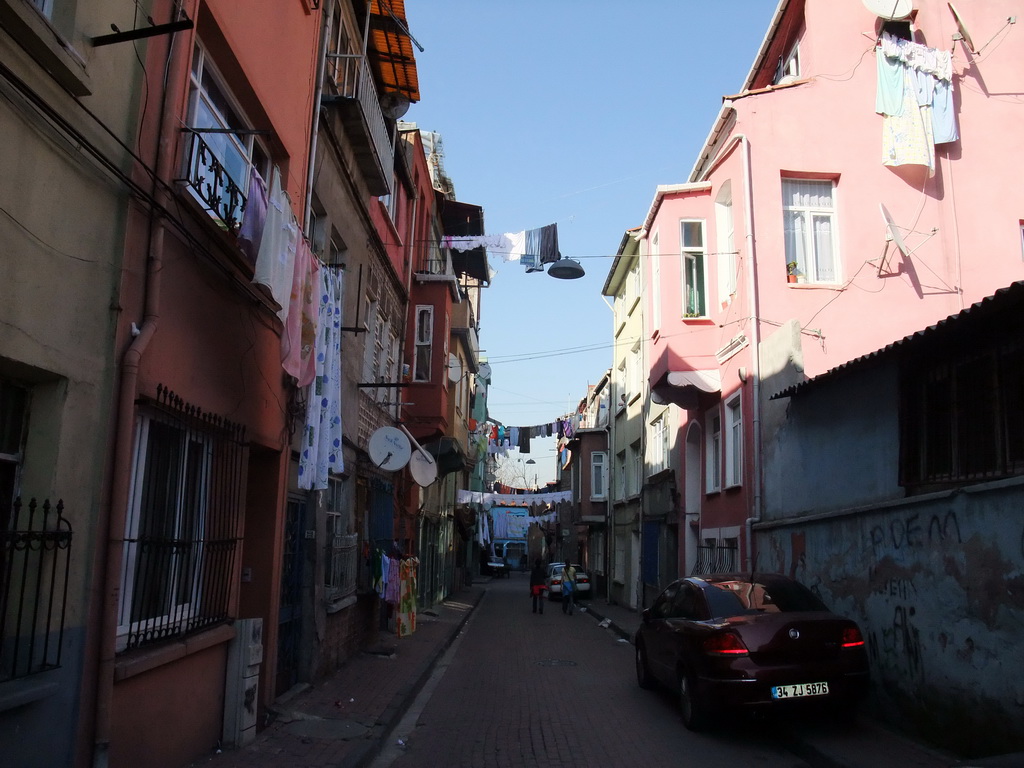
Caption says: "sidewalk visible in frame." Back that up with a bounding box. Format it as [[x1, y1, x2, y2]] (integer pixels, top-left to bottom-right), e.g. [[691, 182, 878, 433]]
[[581, 598, 966, 768], [189, 582, 487, 768]]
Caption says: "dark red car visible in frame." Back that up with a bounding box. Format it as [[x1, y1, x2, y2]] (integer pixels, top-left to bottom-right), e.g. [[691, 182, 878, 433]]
[[634, 573, 869, 731]]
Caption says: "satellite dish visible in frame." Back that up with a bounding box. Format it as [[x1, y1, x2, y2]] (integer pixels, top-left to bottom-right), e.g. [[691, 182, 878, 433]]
[[409, 449, 438, 486], [560, 447, 572, 471], [447, 353, 463, 383], [477, 362, 492, 381], [862, 0, 912, 20], [947, 3, 976, 54], [367, 426, 412, 471], [880, 203, 911, 257]]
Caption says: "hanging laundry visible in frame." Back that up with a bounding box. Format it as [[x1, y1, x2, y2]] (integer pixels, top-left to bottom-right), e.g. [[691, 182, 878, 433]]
[[538, 223, 560, 265], [882, 68, 935, 173], [237, 167, 268, 265], [298, 268, 344, 490], [281, 239, 320, 386], [253, 167, 300, 319], [931, 79, 959, 144]]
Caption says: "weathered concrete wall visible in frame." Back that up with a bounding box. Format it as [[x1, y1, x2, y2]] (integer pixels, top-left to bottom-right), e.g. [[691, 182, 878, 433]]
[[758, 358, 1024, 758]]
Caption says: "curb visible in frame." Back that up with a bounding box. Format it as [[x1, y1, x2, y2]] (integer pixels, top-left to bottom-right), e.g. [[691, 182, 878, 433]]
[[343, 587, 486, 768], [580, 601, 634, 643]]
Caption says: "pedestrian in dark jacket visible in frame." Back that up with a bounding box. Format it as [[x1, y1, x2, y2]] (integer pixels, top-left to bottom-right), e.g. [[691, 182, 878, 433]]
[[530, 559, 547, 614]]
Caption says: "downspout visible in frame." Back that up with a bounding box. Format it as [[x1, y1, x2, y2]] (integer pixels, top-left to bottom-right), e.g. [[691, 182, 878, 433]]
[[92, 5, 190, 764], [700, 126, 762, 572], [304, 3, 330, 234]]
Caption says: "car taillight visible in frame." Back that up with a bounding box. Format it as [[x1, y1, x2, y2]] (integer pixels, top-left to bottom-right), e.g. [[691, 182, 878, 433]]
[[703, 633, 749, 655], [841, 627, 865, 648], [552, 579, 561, 585]]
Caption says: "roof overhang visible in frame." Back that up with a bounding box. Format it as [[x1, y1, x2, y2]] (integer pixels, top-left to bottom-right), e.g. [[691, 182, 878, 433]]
[[651, 369, 722, 410]]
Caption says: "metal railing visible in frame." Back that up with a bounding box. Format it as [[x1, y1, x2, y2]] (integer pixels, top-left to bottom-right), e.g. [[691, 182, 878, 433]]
[[1, 497, 72, 681], [182, 131, 248, 232], [690, 542, 738, 576], [325, 53, 394, 191]]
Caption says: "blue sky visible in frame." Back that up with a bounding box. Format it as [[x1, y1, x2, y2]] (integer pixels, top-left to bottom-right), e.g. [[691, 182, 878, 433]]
[[402, 2, 779, 482]]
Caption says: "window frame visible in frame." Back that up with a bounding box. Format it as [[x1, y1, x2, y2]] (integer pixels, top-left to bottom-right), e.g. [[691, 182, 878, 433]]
[[782, 178, 840, 284], [118, 414, 213, 651], [715, 182, 736, 305], [650, 233, 661, 334], [590, 451, 607, 500], [680, 219, 708, 318], [413, 305, 433, 382], [706, 410, 722, 493], [650, 415, 668, 474], [725, 395, 743, 488]]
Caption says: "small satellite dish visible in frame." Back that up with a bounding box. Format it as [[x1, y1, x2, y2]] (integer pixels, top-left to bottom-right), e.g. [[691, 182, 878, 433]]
[[409, 449, 438, 486], [880, 203, 911, 257], [447, 353, 463, 383], [560, 447, 572, 471], [367, 426, 412, 471], [947, 2, 976, 54], [477, 362, 492, 381], [862, 0, 912, 20]]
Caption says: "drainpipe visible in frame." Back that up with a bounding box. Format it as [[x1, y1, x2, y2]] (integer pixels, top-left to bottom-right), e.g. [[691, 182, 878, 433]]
[[92, 5, 190, 763], [700, 127, 762, 572]]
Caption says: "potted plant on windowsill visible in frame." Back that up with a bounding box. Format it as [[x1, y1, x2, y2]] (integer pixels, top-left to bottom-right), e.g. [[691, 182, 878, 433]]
[[786, 262, 801, 283]]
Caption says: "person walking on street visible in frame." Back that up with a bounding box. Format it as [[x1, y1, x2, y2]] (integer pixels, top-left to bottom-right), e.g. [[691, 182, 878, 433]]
[[529, 559, 546, 614], [561, 562, 577, 615]]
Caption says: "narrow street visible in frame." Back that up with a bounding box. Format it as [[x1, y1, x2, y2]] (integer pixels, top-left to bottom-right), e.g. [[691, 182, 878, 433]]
[[374, 574, 823, 768]]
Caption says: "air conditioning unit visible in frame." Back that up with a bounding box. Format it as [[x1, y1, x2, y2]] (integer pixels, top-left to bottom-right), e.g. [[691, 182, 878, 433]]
[[223, 618, 263, 747]]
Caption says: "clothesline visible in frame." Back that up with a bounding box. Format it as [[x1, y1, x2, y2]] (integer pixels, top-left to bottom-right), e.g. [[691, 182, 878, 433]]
[[457, 490, 572, 506]]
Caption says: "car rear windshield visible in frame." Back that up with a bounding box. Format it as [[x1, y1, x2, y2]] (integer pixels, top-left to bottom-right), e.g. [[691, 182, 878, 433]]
[[704, 579, 828, 616]]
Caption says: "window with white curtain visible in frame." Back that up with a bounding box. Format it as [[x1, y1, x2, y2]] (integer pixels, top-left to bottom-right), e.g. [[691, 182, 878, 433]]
[[782, 178, 838, 284], [680, 220, 707, 317], [630, 440, 642, 496], [725, 395, 743, 487]]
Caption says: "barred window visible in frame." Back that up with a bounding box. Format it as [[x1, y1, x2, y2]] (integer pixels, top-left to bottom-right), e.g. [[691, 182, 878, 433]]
[[901, 343, 1024, 489], [118, 388, 246, 652]]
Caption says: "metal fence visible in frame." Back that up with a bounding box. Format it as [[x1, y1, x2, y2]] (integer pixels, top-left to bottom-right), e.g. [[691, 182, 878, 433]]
[[690, 541, 738, 576], [0, 497, 72, 681]]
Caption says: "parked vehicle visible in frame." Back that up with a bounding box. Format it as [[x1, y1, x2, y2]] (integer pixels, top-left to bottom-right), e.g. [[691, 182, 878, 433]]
[[634, 573, 869, 731], [545, 563, 591, 600]]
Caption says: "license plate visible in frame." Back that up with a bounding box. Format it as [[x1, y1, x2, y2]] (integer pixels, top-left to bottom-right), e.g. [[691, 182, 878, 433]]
[[771, 681, 829, 699]]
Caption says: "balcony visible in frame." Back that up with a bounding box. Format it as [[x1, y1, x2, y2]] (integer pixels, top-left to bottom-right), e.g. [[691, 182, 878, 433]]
[[322, 54, 394, 197], [182, 131, 248, 232]]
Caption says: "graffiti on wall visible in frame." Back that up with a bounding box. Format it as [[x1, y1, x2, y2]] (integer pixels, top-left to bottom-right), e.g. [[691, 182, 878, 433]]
[[869, 509, 962, 557]]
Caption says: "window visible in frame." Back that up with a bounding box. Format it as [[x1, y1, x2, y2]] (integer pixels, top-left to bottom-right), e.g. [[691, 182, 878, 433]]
[[630, 440, 642, 496], [629, 261, 641, 310], [413, 306, 433, 382], [119, 399, 245, 651], [326, 1, 357, 91], [782, 178, 838, 283], [725, 395, 743, 487], [715, 182, 736, 305], [0, 378, 29, 537], [681, 220, 707, 317], [901, 343, 1024, 488], [650, 233, 661, 334], [630, 341, 642, 398], [706, 411, 722, 492], [185, 43, 267, 229], [773, 40, 800, 84], [615, 451, 626, 500], [651, 415, 668, 474], [325, 478, 357, 599], [591, 452, 607, 500], [29, 0, 53, 18]]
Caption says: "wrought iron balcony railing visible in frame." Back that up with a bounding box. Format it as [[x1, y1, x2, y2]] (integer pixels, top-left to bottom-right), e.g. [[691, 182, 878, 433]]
[[1, 497, 72, 682], [182, 130, 248, 232]]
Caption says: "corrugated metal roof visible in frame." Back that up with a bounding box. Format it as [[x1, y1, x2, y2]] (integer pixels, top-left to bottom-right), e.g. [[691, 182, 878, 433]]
[[771, 282, 1024, 399]]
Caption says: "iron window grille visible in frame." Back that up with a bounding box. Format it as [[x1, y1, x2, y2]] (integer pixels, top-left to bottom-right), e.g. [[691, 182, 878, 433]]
[[117, 385, 246, 652], [0, 497, 72, 681]]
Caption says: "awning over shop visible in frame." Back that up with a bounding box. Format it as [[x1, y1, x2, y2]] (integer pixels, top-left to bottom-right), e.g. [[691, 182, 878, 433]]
[[650, 369, 721, 409]]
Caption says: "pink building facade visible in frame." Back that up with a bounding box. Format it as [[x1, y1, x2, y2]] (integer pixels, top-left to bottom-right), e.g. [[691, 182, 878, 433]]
[[638, 0, 1024, 582]]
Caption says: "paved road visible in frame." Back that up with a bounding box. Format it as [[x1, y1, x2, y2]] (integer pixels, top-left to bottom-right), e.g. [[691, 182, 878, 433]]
[[373, 573, 815, 768]]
